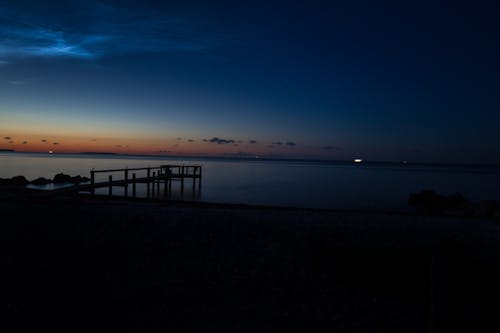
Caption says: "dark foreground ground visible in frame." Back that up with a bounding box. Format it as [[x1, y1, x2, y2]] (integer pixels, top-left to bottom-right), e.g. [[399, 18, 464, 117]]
[[1, 194, 500, 332]]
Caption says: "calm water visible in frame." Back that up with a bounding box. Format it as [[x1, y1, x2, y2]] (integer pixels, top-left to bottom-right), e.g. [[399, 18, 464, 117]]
[[2, 152, 500, 211]]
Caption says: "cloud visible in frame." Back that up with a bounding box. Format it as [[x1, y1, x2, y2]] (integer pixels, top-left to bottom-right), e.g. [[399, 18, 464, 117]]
[[3, 136, 11, 140], [187, 139, 194, 142], [22, 141, 28, 144], [41, 139, 47, 142], [322, 145, 342, 151], [7, 78, 37, 85], [0, 60, 8, 66], [0, 4, 212, 62], [248, 140, 257, 144], [205, 137, 235, 145], [8, 141, 14, 144], [52, 142, 59, 145], [270, 141, 296, 147], [8, 80, 26, 85], [0, 25, 104, 59], [176, 137, 183, 141]]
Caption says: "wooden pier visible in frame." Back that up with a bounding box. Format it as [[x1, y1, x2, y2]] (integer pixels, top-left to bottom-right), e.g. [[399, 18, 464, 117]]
[[54, 165, 202, 199]]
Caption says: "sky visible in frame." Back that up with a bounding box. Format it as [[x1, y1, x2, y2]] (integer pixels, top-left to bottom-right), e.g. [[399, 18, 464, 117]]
[[1, 0, 500, 163]]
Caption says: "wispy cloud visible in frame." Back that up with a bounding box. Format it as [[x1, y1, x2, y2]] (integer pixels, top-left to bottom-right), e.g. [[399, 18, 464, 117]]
[[0, 23, 105, 59], [7, 80, 26, 85], [7, 77, 37, 85], [0, 4, 211, 62], [203, 137, 235, 145], [270, 140, 297, 147]]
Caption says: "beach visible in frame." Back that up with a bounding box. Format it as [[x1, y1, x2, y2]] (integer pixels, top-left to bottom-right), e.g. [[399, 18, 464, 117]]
[[2, 194, 500, 331]]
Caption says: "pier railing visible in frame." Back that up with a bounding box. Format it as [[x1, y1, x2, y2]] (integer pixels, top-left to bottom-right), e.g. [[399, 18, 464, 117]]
[[79, 165, 202, 198]]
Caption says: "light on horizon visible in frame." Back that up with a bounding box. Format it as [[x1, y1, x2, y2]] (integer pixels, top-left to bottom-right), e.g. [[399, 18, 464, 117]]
[[354, 158, 363, 163]]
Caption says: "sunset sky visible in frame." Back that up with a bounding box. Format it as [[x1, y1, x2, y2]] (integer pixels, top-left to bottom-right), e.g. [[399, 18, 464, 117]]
[[1, 1, 500, 162]]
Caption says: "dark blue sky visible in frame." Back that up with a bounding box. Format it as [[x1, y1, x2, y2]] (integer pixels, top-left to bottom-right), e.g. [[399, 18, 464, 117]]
[[1, 0, 500, 162]]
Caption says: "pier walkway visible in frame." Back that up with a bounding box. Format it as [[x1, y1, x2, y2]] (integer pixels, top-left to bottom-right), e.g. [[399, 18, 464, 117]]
[[51, 165, 202, 198]]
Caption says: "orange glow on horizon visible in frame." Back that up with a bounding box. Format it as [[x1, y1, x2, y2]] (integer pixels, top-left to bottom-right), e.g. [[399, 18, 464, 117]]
[[1, 130, 319, 158], [0, 133, 272, 156]]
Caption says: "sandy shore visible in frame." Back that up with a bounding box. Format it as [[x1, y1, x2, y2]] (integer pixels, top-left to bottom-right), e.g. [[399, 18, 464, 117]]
[[2, 195, 500, 331]]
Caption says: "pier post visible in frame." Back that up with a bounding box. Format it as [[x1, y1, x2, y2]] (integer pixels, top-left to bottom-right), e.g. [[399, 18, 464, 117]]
[[164, 168, 168, 194], [124, 169, 128, 198], [181, 165, 185, 193], [192, 166, 196, 192], [147, 168, 151, 198], [198, 166, 202, 191], [132, 173, 136, 197], [157, 170, 160, 194], [168, 169, 172, 192], [90, 170, 95, 195], [152, 171, 156, 197], [108, 175, 112, 196]]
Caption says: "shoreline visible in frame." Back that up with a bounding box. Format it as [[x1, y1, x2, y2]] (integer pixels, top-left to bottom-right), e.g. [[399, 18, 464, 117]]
[[0, 186, 444, 217], [1, 185, 497, 221], [2, 195, 500, 330]]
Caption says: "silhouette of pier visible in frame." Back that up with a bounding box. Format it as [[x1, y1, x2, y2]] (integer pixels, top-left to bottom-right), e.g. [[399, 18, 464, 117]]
[[53, 165, 202, 199]]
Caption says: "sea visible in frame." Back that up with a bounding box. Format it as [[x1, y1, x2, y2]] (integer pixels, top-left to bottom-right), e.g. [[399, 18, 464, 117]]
[[2, 151, 500, 211]]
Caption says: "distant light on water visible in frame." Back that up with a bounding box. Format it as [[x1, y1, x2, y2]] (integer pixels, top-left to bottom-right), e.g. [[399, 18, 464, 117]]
[[48, 150, 54, 154], [354, 158, 363, 163]]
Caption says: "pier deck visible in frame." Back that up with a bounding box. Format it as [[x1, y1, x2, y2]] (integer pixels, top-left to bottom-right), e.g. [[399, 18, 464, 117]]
[[50, 165, 202, 198]]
